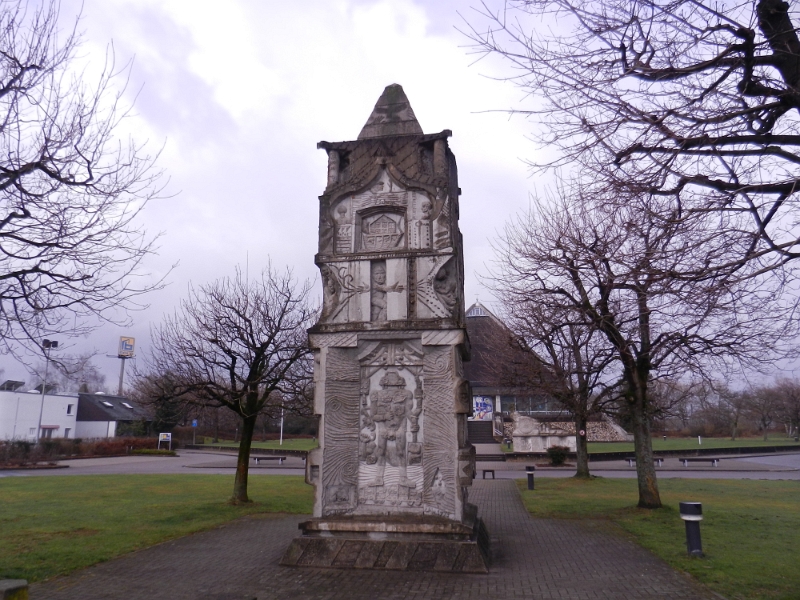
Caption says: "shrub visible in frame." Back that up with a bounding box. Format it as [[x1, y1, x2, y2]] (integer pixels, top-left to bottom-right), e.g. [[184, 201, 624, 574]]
[[546, 445, 570, 466], [132, 449, 176, 456]]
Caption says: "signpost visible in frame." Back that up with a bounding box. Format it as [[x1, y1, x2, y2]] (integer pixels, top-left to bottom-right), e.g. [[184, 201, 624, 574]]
[[116, 337, 135, 395], [192, 419, 197, 445], [158, 432, 172, 451]]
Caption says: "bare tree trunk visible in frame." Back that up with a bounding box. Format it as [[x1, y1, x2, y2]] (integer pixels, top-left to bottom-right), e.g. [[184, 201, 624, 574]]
[[630, 392, 661, 508], [574, 413, 590, 478], [213, 408, 219, 443], [232, 413, 257, 504]]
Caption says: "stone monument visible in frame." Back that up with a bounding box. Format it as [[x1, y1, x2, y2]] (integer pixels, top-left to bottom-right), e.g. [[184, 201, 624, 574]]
[[281, 84, 488, 572]]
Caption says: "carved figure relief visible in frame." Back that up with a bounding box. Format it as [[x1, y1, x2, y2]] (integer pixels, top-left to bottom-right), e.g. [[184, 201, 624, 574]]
[[369, 370, 414, 486], [416, 255, 459, 319], [357, 341, 425, 511], [433, 258, 458, 314], [370, 261, 404, 322], [320, 265, 341, 321], [334, 202, 353, 254], [431, 468, 446, 506], [409, 195, 432, 250]]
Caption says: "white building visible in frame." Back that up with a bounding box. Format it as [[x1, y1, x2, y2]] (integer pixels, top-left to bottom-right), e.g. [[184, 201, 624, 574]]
[[0, 385, 78, 440], [0, 384, 145, 440]]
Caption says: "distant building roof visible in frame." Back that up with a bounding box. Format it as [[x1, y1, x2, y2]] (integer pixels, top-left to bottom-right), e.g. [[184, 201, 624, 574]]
[[463, 302, 553, 395], [77, 393, 146, 422], [0, 380, 25, 391]]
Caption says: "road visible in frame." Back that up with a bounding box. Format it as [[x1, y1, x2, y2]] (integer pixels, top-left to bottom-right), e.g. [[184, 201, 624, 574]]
[[2, 449, 799, 479]]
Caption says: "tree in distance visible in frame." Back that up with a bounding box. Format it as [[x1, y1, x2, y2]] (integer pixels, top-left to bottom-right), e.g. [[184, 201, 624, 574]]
[[488, 296, 616, 479], [0, 0, 165, 358], [492, 187, 799, 507], [774, 379, 800, 438], [464, 0, 800, 264], [140, 265, 314, 504]]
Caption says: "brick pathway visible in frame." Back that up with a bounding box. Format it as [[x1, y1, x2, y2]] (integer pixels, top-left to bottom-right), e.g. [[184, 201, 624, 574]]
[[31, 480, 718, 600]]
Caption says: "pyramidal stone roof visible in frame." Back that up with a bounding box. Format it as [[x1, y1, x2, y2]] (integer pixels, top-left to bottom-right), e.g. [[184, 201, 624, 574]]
[[358, 83, 423, 139]]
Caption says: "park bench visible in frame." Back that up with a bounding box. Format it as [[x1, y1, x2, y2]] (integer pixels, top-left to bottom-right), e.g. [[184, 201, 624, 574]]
[[482, 469, 496, 479], [679, 457, 719, 467], [624, 457, 664, 467], [253, 456, 287, 465]]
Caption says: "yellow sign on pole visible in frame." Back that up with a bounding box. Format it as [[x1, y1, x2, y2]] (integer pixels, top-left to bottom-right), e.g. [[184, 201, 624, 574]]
[[118, 337, 135, 358]]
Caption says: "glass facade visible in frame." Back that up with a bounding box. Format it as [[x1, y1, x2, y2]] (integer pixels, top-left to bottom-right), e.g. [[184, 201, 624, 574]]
[[499, 395, 559, 415]]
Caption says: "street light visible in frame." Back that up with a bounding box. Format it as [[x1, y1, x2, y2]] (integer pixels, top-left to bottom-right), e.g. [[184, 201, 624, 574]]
[[36, 339, 58, 442]]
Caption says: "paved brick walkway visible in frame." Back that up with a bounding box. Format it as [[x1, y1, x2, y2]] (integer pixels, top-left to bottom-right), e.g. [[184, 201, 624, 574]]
[[31, 480, 718, 600]]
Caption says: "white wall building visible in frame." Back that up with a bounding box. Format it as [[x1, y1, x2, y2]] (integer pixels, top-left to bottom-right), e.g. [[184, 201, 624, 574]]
[[1, 385, 145, 441], [0, 388, 78, 440]]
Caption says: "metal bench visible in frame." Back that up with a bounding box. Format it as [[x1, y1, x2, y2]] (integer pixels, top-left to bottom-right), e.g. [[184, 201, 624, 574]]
[[680, 457, 719, 467], [625, 457, 664, 467], [482, 469, 496, 479], [253, 456, 286, 465]]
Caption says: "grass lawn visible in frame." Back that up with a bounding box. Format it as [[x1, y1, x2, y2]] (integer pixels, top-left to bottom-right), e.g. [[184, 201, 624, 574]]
[[203, 438, 318, 451], [518, 477, 800, 600], [588, 435, 800, 454], [0, 474, 312, 583]]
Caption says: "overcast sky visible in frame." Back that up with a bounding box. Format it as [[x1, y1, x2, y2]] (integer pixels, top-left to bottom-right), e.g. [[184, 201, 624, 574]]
[[2, 0, 554, 387]]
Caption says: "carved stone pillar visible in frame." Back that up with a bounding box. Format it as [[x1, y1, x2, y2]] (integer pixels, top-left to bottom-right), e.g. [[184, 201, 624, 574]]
[[282, 84, 488, 573]]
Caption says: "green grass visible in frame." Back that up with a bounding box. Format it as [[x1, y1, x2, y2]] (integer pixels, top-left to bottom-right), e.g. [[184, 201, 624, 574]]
[[0, 474, 312, 583], [203, 438, 318, 451], [518, 477, 800, 600], [588, 435, 799, 454]]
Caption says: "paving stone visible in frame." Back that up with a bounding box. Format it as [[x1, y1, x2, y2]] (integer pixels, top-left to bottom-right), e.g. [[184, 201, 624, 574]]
[[30, 480, 719, 600]]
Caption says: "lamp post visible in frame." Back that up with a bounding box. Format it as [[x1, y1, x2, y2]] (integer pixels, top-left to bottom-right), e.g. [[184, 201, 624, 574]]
[[36, 339, 58, 442]]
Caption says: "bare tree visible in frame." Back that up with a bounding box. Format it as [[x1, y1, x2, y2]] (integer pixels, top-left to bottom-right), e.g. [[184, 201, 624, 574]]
[[493, 187, 798, 507], [494, 296, 616, 478], [31, 353, 107, 394], [141, 265, 314, 503], [0, 1, 165, 357], [747, 386, 780, 440], [717, 386, 751, 440], [465, 0, 800, 265], [774, 378, 800, 437]]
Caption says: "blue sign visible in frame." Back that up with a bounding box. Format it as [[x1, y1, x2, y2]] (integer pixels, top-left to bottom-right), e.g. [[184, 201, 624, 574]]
[[192, 419, 198, 428]]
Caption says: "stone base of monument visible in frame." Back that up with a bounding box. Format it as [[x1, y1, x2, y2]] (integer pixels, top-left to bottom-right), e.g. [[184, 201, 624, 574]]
[[280, 505, 490, 573]]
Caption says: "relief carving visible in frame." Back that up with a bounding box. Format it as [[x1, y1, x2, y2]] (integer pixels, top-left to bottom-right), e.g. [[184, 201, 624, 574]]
[[361, 212, 405, 251], [416, 256, 458, 319], [319, 262, 369, 323], [370, 261, 404, 322], [357, 342, 425, 511], [369, 370, 415, 488], [320, 265, 341, 321], [334, 202, 353, 254], [409, 195, 432, 250], [433, 192, 452, 250], [433, 258, 458, 315]]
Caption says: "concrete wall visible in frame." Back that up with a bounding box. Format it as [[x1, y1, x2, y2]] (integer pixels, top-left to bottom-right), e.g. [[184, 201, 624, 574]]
[[75, 421, 116, 439]]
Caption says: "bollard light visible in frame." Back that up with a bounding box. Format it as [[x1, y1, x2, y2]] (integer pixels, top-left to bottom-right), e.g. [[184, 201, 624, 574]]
[[526, 465, 535, 490], [679, 501, 704, 557]]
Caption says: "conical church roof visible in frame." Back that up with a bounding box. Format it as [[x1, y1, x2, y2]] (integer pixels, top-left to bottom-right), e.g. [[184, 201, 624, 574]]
[[358, 84, 423, 139]]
